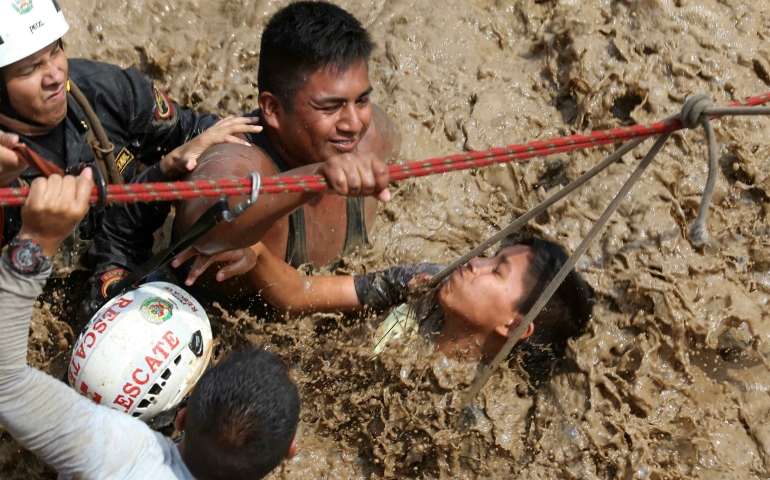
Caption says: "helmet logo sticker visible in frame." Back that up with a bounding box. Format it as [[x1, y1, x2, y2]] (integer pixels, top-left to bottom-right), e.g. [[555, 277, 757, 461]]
[[140, 297, 175, 324], [12, 0, 33, 14]]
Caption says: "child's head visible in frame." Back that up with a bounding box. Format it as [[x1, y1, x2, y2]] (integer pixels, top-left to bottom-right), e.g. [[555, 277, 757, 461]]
[[181, 348, 300, 480], [437, 236, 593, 377]]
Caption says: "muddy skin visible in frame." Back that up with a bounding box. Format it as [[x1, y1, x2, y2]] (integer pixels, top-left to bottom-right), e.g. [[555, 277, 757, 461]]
[[5, 0, 770, 478]]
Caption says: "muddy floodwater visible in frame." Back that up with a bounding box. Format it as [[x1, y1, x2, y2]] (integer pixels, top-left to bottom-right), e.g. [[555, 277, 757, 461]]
[[4, 0, 770, 478]]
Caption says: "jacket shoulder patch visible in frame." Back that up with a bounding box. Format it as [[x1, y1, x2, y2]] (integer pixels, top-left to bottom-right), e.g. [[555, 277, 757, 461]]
[[152, 84, 175, 121]]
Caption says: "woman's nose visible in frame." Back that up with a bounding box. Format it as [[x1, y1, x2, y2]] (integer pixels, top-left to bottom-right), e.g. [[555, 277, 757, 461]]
[[466, 258, 486, 273]]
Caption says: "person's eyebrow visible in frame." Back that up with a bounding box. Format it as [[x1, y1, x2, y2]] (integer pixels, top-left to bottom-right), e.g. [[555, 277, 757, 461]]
[[315, 86, 373, 105], [17, 58, 43, 71], [16, 48, 55, 72]]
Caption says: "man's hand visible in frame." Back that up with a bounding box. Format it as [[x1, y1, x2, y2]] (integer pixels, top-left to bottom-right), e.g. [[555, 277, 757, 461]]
[[172, 244, 265, 286], [160, 116, 262, 178], [408, 273, 434, 293], [323, 151, 390, 202], [18, 169, 94, 257], [0, 132, 27, 187]]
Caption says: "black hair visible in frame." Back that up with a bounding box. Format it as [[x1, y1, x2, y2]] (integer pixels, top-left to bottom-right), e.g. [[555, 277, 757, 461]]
[[258, 1, 374, 110], [183, 348, 301, 480], [506, 237, 594, 384]]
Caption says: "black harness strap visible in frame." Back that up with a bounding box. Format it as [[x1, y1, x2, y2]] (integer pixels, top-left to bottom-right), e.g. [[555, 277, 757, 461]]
[[246, 127, 369, 268], [109, 198, 229, 296], [108, 172, 260, 298]]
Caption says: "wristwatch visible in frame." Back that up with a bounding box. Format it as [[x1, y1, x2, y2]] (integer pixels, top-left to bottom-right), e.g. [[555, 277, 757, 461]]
[[3, 237, 53, 275]]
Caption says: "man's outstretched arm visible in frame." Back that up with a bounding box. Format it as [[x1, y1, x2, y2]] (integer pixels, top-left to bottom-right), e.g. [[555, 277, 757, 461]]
[[0, 171, 179, 478], [176, 243, 443, 315], [175, 144, 391, 255]]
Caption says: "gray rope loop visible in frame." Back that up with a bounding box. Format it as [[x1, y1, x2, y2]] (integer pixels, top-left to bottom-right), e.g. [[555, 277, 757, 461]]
[[680, 94, 715, 129], [408, 93, 770, 421], [679, 94, 718, 248]]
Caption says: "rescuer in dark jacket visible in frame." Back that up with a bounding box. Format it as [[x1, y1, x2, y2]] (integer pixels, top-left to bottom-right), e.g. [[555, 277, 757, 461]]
[[83, 2, 398, 316], [0, 1, 259, 273]]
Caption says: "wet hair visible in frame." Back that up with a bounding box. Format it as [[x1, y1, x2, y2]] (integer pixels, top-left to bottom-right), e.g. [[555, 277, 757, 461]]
[[182, 348, 300, 480], [258, 1, 374, 111], [507, 237, 594, 384]]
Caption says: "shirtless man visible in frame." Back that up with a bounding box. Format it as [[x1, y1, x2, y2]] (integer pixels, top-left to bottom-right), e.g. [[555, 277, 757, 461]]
[[87, 1, 399, 307]]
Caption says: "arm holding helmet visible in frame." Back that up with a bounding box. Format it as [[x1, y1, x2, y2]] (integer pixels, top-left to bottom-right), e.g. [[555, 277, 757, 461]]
[[0, 170, 181, 478]]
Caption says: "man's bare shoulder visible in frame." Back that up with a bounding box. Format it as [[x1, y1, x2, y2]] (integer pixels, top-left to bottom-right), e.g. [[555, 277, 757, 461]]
[[176, 143, 281, 237], [189, 143, 280, 181], [361, 104, 401, 164]]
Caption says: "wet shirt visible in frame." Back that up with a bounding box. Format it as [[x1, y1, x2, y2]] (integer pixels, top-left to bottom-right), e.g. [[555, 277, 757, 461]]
[[0, 258, 195, 480], [1, 58, 219, 246]]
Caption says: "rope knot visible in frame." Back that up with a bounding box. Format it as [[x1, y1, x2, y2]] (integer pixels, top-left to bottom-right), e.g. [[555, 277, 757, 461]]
[[680, 94, 714, 129]]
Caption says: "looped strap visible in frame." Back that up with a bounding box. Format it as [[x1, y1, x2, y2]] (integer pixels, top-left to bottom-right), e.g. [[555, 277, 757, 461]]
[[89, 139, 116, 156], [13, 145, 64, 177], [680, 94, 714, 129]]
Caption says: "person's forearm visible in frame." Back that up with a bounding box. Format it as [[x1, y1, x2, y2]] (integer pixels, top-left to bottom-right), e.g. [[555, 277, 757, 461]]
[[246, 247, 362, 314], [196, 177, 321, 254], [177, 158, 324, 255], [0, 262, 47, 386]]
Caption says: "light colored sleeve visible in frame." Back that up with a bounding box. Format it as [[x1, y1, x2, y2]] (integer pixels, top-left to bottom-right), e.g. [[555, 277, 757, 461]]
[[0, 260, 180, 479]]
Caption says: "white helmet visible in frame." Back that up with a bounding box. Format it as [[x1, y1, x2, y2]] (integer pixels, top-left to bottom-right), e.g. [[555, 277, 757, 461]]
[[0, 0, 69, 68], [68, 282, 213, 423]]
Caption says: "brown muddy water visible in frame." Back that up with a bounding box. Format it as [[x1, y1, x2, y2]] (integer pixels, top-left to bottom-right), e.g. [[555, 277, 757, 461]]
[[4, 0, 770, 478]]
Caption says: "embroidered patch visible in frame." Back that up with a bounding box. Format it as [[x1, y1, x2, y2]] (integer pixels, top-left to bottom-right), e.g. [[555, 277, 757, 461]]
[[140, 297, 175, 324], [12, 0, 33, 14], [115, 147, 135, 173], [152, 84, 174, 121], [100, 268, 129, 298]]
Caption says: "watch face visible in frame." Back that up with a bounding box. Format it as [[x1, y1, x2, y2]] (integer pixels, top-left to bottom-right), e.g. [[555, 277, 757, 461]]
[[13, 247, 38, 269], [10, 240, 42, 274]]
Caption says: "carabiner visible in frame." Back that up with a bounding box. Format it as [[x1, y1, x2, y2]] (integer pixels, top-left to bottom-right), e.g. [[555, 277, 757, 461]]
[[65, 163, 108, 213], [222, 172, 261, 222]]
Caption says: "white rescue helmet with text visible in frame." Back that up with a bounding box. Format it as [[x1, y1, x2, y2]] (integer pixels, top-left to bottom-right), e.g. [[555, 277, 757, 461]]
[[0, 0, 69, 68], [69, 282, 213, 422]]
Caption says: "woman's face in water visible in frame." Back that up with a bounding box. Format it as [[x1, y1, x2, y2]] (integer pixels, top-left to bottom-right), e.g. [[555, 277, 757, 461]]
[[438, 245, 534, 336]]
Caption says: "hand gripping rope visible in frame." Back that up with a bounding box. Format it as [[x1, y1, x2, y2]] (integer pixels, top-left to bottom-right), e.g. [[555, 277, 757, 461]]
[[11, 145, 108, 212]]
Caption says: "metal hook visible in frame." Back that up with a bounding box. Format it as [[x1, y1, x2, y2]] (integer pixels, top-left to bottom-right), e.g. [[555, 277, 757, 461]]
[[222, 172, 261, 222]]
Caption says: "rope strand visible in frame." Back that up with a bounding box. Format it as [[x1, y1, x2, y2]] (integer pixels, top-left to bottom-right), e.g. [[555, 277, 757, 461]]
[[2, 91, 769, 207]]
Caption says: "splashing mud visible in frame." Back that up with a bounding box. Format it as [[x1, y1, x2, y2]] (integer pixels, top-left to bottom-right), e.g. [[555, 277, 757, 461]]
[[5, 0, 770, 478]]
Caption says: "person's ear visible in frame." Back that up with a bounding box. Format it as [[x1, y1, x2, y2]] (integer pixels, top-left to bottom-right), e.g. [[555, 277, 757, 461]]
[[494, 315, 535, 340], [258, 91, 283, 130], [174, 407, 187, 432], [286, 438, 297, 459]]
